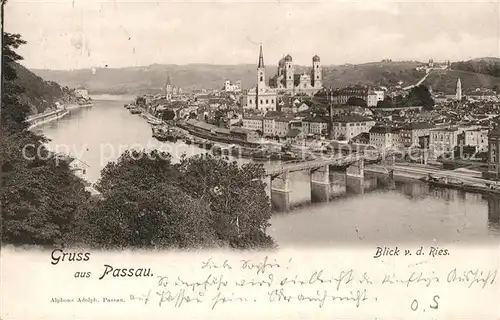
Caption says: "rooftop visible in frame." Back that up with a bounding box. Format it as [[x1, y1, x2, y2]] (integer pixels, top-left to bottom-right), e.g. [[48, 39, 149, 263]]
[[489, 125, 500, 137], [243, 115, 264, 121], [404, 122, 434, 130], [230, 127, 256, 134], [430, 127, 459, 132], [333, 115, 373, 123], [369, 126, 401, 134], [303, 115, 328, 123]]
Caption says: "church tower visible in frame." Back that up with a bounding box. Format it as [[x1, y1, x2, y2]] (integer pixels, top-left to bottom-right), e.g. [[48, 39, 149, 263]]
[[456, 78, 462, 101], [165, 75, 172, 101], [284, 54, 294, 90], [312, 55, 322, 88], [257, 44, 266, 92]]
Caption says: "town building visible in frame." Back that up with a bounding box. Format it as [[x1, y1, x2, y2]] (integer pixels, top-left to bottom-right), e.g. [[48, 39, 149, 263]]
[[224, 80, 242, 92], [429, 127, 460, 157], [369, 125, 401, 151], [330, 86, 369, 105], [278, 97, 310, 113], [244, 45, 277, 113], [289, 119, 305, 132], [269, 54, 323, 96], [458, 128, 489, 153], [466, 89, 498, 102], [331, 115, 375, 141], [302, 116, 329, 136], [352, 132, 370, 144], [242, 115, 264, 132], [367, 90, 379, 107], [400, 122, 434, 148], [74, 88, 90, 100], [373, 90, 385, 102], [229, 127, 259, 142], [485, 126, 500, 180], [263, 116, 293, 138]]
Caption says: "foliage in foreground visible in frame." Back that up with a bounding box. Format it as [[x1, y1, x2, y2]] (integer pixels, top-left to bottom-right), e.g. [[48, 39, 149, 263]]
[[66, 151, 275, 250], [1, 32, 89, 246]]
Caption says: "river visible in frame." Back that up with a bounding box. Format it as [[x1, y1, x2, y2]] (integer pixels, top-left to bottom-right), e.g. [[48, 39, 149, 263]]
[[33, 96, 500, 247]]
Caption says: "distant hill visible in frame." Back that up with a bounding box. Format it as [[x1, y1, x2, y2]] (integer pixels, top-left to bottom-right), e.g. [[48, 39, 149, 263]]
[[30, 59, 500, 95], [322, 61, 423, 88], [424, 69, 500, 94], [31, 61, 425, 95], [13, 62, 76, 115], [450, 57, 500, 80], [32, 64, 276, 95]]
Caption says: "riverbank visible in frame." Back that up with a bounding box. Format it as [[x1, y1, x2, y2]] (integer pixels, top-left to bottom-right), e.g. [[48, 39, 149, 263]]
[[366, 162, 500, 195], [27, 108, 70, 130], [27, 103, 93, 130]]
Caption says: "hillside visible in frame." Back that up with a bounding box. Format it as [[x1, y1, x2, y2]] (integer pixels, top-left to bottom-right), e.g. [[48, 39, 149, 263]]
[[13, 62, 76, 115], [450, 57, 500, 79], [30, 60, 500, 95], [423, 69, 500, 94], [323, 61, 423, 88]]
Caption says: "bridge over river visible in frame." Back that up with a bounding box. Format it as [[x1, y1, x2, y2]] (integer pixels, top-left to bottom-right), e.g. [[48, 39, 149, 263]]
[[262, 153, 385, 211]]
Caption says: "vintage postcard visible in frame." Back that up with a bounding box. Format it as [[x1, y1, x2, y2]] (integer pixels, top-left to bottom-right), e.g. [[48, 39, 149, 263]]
[[1, 0, 499, 319]]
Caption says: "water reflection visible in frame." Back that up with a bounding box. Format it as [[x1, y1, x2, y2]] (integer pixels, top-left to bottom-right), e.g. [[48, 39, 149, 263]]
[[487, 196, 500, 232], [393, 179, 500, 234], [270, 172, 500, 245]]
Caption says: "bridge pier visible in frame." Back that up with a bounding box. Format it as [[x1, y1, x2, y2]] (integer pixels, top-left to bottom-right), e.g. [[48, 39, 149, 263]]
[[310, 165, 330, 203], [377, 169, 396, 189], [270, 170, 290, 212], [381, 152, 396, 167], [346, 159, 364, 194]]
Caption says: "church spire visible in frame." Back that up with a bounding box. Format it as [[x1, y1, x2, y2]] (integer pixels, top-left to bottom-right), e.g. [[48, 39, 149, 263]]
[[166, 75, 171, 86], [258, 44, 264, 68]]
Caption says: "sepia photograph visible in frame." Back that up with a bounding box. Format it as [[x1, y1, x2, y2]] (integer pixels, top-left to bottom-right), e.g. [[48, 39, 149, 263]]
[[1, 0, 499, 318]]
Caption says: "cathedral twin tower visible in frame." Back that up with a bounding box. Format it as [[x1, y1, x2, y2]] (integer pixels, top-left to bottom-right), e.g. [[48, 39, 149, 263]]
[[256, 44, 323, 96], [245, 45, 323, 113]]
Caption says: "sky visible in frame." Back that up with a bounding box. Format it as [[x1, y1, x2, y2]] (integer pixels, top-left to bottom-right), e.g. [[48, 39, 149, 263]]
[[5, 0, 500, 70]]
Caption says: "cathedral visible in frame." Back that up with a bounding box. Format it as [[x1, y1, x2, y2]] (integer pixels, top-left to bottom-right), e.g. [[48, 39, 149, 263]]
[[269, 53, 323, 95], [244, 46, 324, 114], [164, 75, 182, 101]]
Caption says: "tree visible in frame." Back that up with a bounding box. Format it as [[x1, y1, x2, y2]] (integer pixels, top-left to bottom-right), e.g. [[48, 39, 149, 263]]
[[1, 31, 90, 246], [70, 151, 275, 249], [189, 112, 197, 119], [67, 184, 220, 250], [211, 109, 226, 126], [177, 155, 275, 249], [311, 104, 328, 115], [377, 98, 395, 109], [96, 149, 180, 194], [406, 85, 435, 110], [160, 109, 176, 121], [1, 32, 29, 134], [346, 97, 367, 107], [135, 96, 146, 106]]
